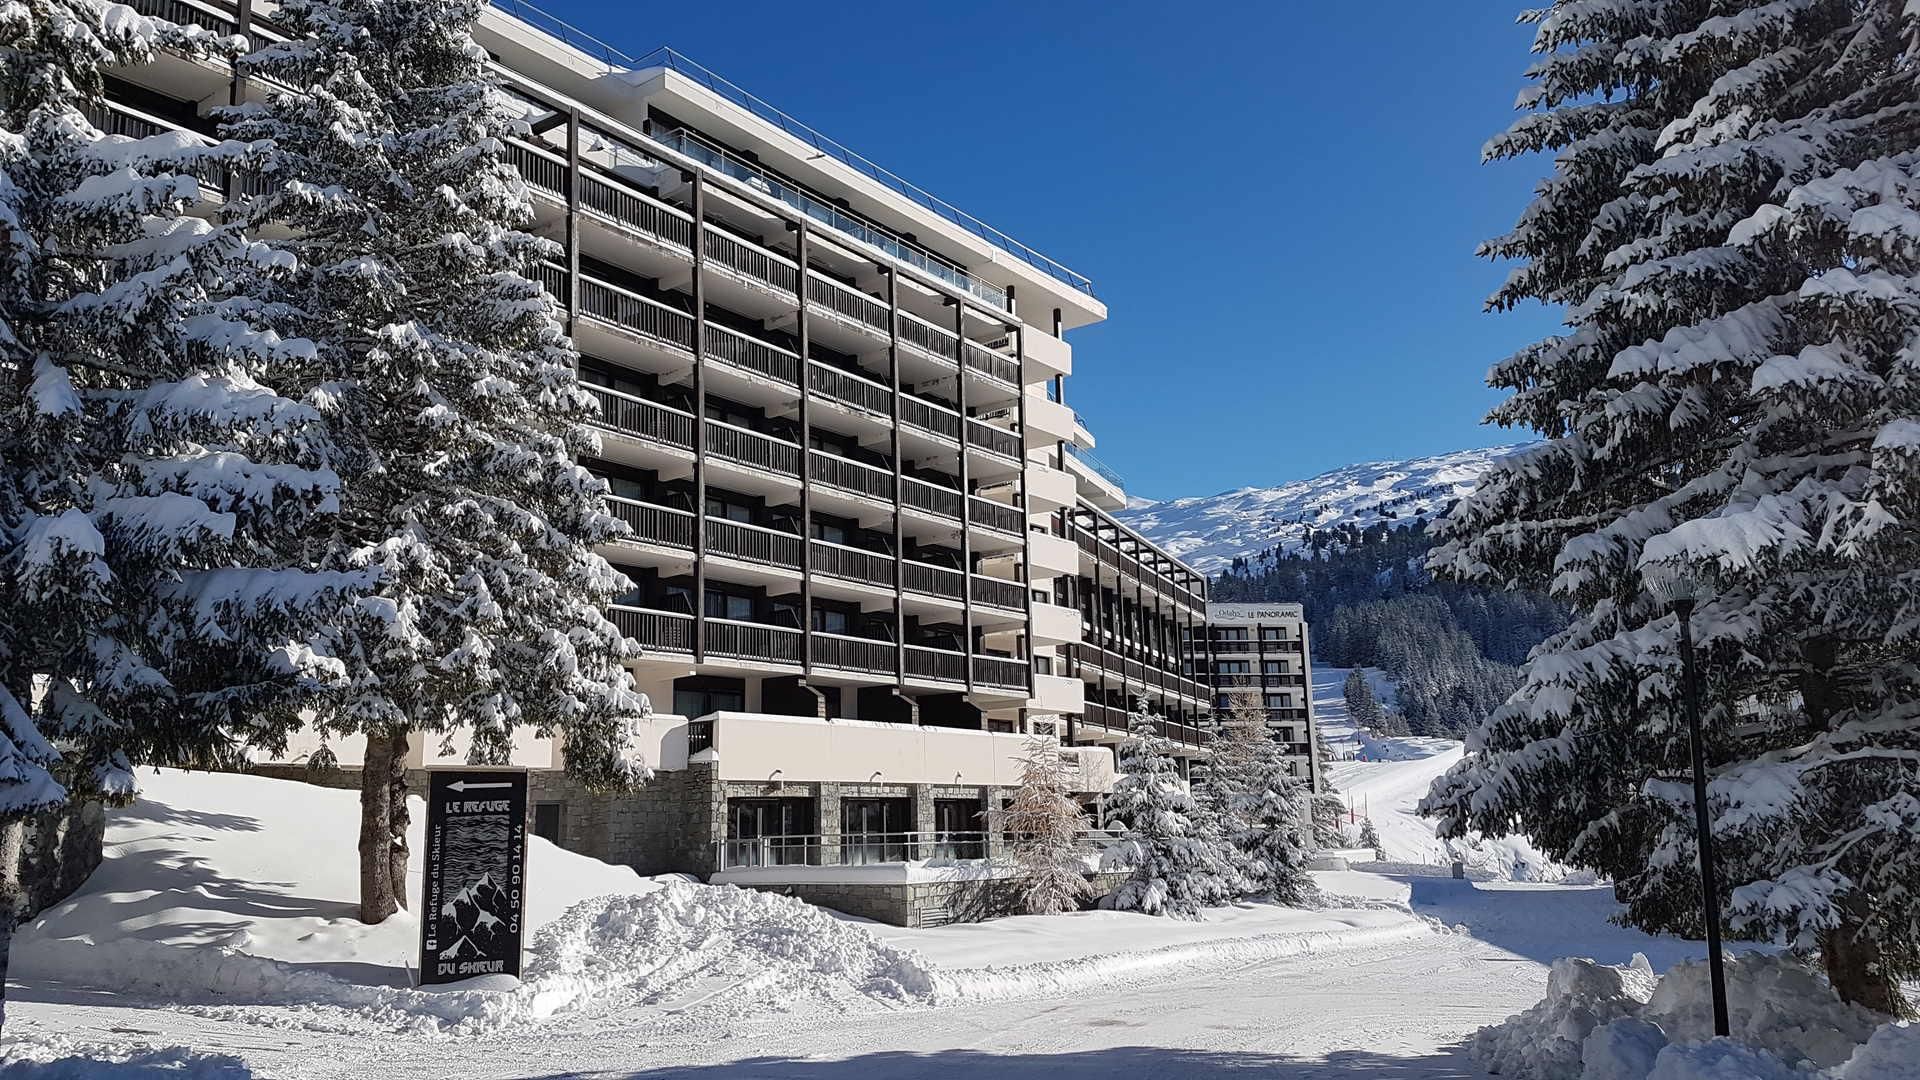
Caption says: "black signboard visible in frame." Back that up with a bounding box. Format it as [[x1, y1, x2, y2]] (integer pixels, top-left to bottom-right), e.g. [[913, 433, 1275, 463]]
[[419, 768, 529, 985]]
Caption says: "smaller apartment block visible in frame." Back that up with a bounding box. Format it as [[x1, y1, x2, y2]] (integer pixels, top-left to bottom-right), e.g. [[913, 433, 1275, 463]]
[[1185, 603, 1323, 793]]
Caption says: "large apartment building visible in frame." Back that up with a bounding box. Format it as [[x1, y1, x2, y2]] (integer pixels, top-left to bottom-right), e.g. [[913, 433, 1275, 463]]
[[103, 0, 1216, 922], [1185, 603, 1323, 793]]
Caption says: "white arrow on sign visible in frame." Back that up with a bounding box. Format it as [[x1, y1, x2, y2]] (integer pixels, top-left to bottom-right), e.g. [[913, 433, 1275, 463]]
[[448, 780, 514, 792]]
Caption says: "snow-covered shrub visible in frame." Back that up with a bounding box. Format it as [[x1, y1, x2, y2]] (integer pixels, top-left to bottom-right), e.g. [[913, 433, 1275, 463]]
[[1104, 702, 1234, 918], [1002, 730, 1093, 916]]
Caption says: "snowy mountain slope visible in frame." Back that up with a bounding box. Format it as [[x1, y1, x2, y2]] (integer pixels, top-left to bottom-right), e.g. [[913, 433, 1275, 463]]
[[1119, 445, 1529, 574]]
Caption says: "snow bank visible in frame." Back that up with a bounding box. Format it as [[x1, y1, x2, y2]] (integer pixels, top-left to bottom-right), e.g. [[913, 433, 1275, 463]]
[[1472, 952, 1899, 1080], [0, 1033, 250, 1078], [14, 771, 932, 1035]]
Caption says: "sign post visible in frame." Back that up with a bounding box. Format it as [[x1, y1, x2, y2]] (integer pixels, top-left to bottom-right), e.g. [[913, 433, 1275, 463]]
[[419, 767, 529, 986]]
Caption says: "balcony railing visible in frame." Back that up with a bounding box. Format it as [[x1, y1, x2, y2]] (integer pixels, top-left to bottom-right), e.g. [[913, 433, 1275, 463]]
[[895, 311, 959, 364], [704, 420, 800, 477], [585, 385, 697, 450], [576, 275, 697, 353], [901, 560, 963, 601], [904, 644, 967, 683], [808, 450, 893, 501], [608, 605, 695, 654], [972, 655, 1029, 690], [703, 224, 799, 296], [705, 518, 802, 570], [963, 340, 1021, 387], [705, 322, 799, 385], [899, 396, 961, 442], [129, 0, 237, 35], [809, 632, 894, 675], [504, 138, 569, 198], [807, 361, 891, 417], [806, 271, 889, 335], [705, 617, 803, 665], [966, 419, 1020, 459], [900, 477, 963, 520], [604, 496, 695, 549], [970, 575, 1025, 611], [808, 539, 894, 588], [1066, 445, 1126, 490], [579, 169, 696, 251], [969, 497, 1024, 535]]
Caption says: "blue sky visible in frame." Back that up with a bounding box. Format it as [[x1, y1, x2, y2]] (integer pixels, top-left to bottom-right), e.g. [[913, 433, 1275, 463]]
[[530, 0, 1566, 500]]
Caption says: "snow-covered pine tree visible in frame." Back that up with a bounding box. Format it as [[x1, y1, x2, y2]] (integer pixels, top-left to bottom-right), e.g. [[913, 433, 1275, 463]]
[[1422, 1, 1920, 1013], [1209, 690, 1318, 904], [1359, 818, 1383, 861], [1002, 728, 1093, 916], [1107, 700, 1233, 918], [221, 0, 651, 923], [0, 0, 358, 1029], [1309, 792, 1349, 851]]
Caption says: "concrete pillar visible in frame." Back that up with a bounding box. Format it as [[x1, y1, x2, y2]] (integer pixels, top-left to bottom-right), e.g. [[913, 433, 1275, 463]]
[[913, 784, 936, 860], [982, 784, 1007, 858]]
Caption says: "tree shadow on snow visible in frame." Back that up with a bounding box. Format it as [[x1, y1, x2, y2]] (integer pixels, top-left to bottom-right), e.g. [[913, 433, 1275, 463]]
[[528, 1043, 1490, 1079], [1398, 874, 1703, 971], [111, 797, 266, 834]]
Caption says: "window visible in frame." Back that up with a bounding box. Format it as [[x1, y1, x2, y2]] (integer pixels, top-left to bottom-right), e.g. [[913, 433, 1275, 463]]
[[1264, 660, 1291, 675], [705, 493, 754, 523], [705, 590, 754, 621], [1215, 627, 1249, 641], [674, 684, 744, 718], [1266, 693, 1294, 709], [532, 802, 563, 844], [811, 520, 847, 545], [841, 798, 913, 864], [813, 608, 850, 635], [1261, 626, 1287, 641], [1217, 660, 1251, 674]]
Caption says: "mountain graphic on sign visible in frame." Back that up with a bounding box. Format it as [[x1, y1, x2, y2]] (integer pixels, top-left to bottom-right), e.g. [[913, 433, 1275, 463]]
[[438, 934, 485, 961], [439, 872, 513, 955]]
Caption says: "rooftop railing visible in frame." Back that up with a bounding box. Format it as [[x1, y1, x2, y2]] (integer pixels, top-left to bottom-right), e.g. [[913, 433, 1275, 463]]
[[1066, 444, 1126, 491]]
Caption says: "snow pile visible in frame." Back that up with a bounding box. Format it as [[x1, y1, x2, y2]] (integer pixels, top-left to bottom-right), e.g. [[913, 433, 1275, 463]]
[[1472, 952, 1897, 1080], [13, 771, 933, 1035], [1472, 955, 1659, 1078], [0, 1032, 251, 1078]]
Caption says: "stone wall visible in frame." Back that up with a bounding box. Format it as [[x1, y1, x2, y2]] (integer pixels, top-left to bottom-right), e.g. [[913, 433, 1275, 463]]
[[739, 868, 1135, 928]]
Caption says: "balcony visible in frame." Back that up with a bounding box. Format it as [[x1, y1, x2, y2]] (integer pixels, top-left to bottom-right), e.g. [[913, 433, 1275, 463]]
[[604, 496, 695, 550], [971, 655, 1029, 691], [705, 517, 803, 570], [807, 361, 891, 418], [965, 418, 1021, 460], [904, 644, 967, 684], [705, 617, 803, 665], [899, 396, 961, 444], [574, 273, 697, 355], [969, 575, 1025, 612], [809, 632, 895, 676], [584, 384, 696, 451], [895, 310, 960, 368], [704, 420, 800, 478], [808, 539, 895, 589], [969, 497, 1024, 536], [900, 477, 963, 521], [961, 340, 1021, 389], [901, 560, 963, 602], [705, 322, 799, 386], [808, 450, 893, 503], [608, 605, 695, 654], [702, 223, 798, 298], [806, 271, 889, 338], [579, 166, 696, 253]]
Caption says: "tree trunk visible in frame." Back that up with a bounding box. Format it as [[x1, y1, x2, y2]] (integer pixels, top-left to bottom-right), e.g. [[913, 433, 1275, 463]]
[[0, 819, 24, 1038], [1824, 916, 1911, 1018], [359, 732, 398, 924], [387, 731, 410, 911]]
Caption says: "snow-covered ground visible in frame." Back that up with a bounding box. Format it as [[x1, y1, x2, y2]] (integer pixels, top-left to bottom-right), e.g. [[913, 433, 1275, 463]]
[[4, 740, 1736, 1078]]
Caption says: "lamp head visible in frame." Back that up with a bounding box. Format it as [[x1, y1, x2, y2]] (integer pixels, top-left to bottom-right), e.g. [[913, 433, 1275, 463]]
[[1642, 560, 1710, 608]]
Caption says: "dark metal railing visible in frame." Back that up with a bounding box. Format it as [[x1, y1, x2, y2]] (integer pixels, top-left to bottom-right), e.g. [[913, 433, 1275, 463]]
[[705, 517, 803, 569], [577, 276, 697, 352], [963, 340, 1021, 386], [809, 632, 895, 675], [809, 539, 894, 588], [901, 560, 963, 600], [900, 477, 962, 520], [806, 272, 889, 334], [969, 497, 1024, 535], [584, 384, 696, 449], [706, 322, 799, 385], [895, 311, 958, 362], [971, 654, 1028, 690], [807, 361, 891, 416], [705, 420, 801, 476], [605, 496, 695, 548], [966, 418, 1021, 459], [970, 575, 1025, 610], [808, 450, 893, 501], [608, 605, 695, 653], [704, 617, 803, 665], [899, 396, 961, 441], [904, 645, 967, 683], [579, 171, 696, 250], [703, 225, 799, 295]]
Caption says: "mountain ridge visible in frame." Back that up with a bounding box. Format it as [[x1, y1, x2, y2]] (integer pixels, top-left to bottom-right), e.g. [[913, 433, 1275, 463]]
[[1118, 444, 1529, 575]]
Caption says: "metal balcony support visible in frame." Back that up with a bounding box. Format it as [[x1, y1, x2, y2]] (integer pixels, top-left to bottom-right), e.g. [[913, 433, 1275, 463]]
[[1016, 321, 1035, 701], [230, 0, 252, 106], [885, 268, 907, 690], [691, 172, 708, 663], [954, 299, 975, 699], [564, 110, 581, 334], [796, 221, 814, 676]]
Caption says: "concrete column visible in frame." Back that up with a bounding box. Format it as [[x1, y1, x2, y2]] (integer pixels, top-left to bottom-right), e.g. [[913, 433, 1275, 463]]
[[913, 784, 936, 858]]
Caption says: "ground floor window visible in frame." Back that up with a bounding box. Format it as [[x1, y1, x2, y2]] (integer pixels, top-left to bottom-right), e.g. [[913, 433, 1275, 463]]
[[932, 799, 985, 859], [841, 797, 912, 864], [724, 797, 815, 867]]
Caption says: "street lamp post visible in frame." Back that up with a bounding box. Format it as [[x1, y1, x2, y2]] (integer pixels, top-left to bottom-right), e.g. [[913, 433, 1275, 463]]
[[1644, 563, 1731, 1037]]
